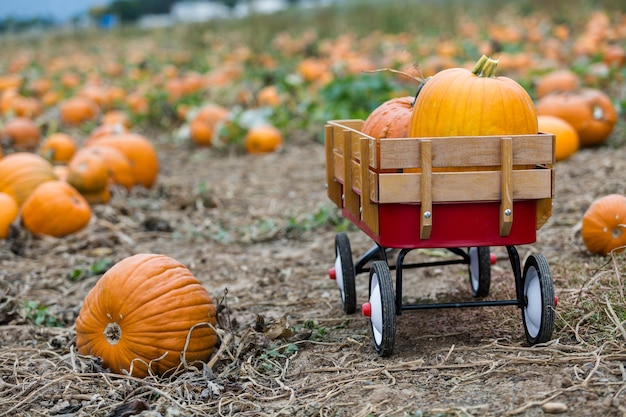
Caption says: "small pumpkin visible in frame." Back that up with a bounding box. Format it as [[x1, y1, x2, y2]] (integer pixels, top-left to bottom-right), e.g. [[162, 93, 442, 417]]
[[59, 96, 101, 126], [581, 194, 626, 256], [1, 117, 42, 151], [0, 152, 58, 205], [66, 149, 110, 194], [244, 125, 283, 154], [362, 96, 414, 140], [81, 145, 135, 190], [21, 180, 92, 237], [189, 105, 230, 147], [0, 192, 18, 239], [534, 69, 580, 99], [75, 253, 218, 378], [535, 88, 617, 147], [86, 133, 159, 188], [39, 133, 77, 164], [537, 115, 579, 162], [409, 55, 537, 137]]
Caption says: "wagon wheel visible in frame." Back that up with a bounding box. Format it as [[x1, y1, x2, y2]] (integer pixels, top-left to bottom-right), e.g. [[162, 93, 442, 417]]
[[468, 247, 491, 297], [367, 261, 396, 357], [522, 254, 555, 345], [334, 232, 357, 314]]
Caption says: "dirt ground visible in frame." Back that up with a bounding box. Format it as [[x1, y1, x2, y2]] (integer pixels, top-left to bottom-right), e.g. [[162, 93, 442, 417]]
[[1, 128, 626, 417]]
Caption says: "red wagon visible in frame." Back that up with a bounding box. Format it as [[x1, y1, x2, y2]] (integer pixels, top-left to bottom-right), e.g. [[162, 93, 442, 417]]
[[325, 119, 557, 356]]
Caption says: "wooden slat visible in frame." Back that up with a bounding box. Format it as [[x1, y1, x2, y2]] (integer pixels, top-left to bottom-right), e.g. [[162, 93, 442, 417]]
[[499, 137, 513, 236], [360, 138, 379, 234], [420, 140, 432, 240], [377, 135, 554, 170], [325, 124, 343, 208], [342, 129, 360, 218], [377, 169, 553, 204], [328, 120, 367, 160]]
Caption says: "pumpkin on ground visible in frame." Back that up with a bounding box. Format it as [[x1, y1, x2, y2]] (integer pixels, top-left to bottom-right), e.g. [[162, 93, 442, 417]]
[[535, 88, 617, 147], [39, 132, 77, 164], [409, 55, 538, 137], [80, 145, 135, 190], [0, 152, 58, 205], [534, 69, 580, 99], [59, 96, 101, 126], [189, 105, 230, 147], [581, 194, 626, 256], [1, 117, 42, 151], [0, 192, 18, 239], [21, 180, 92, 237], [66, 149, 110, 195], [244, 125, 283, 154], [75, 253, 218, 378], [537, 115, 579, 162], [86, 133, 159, 188]]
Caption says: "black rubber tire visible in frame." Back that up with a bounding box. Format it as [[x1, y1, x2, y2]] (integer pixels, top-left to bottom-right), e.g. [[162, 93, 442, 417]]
[[335, 232, 357, 314], [522, 254, 555, 345], [368, 261, 396, 357], [468, 247, 491, 297]]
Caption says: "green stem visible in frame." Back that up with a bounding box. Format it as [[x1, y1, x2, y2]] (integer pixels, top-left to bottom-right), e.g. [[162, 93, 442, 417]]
[[472, 55, 500, 77]]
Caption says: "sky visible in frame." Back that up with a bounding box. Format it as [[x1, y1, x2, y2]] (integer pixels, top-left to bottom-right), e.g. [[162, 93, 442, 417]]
[[0, 0, 110, 22]]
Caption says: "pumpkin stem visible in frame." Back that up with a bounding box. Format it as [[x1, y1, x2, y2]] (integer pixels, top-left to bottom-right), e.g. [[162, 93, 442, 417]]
[[104, 322, 122, 346], [472, 55, 500, 78]]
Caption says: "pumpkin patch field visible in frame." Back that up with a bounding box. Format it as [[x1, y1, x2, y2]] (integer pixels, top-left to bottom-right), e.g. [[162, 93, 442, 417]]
[[2, 1, 626, 415]]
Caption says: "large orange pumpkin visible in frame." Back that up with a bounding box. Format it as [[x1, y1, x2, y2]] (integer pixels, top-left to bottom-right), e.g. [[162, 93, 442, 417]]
[[409, 55, 537, 137], [21, 180, 92, 237], [0, 192, 18, 239], [581, 194, 626, 256], [86, 133, 159, 188], [535, 88, 617, 147], [75, 253, 218, 378], [0, 152, 58, 205]]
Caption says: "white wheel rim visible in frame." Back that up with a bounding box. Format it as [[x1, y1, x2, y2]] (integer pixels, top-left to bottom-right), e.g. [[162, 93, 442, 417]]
[[469, 247, 479, 291], [334, 254, 344, 302], [370, 272, 383, 345], [524, 266, 542, 338]]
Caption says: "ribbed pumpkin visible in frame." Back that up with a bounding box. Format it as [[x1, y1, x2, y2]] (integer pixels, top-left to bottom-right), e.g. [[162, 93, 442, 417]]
[[85, 133, 159, 188], [75, 253, 218, 378], [535, 88, 617, 147], [581, 194, 626, 256], [0, 192, 18, 239], [409, 55, 537, 137], [362, 96, 414, 140], [0, 152, 58, 205], [21, 180, 92, 237]]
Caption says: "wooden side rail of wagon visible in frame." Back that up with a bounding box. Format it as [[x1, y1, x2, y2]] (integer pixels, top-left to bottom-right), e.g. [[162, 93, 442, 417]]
[[325, 119, 555, 248]]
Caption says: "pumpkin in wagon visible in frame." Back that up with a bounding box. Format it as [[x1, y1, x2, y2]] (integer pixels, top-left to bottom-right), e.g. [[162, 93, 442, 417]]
[[581, 194, 626, 256], [75, 253, 218, 378]]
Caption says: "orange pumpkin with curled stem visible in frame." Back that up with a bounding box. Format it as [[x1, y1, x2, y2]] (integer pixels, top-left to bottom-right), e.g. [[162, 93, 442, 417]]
[[409, 55, 537, 137], [75, 253, 218, 378], [581, 194, 626, 256]]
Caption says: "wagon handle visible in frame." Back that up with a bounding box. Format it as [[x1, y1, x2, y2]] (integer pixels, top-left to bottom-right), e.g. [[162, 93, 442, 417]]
[[500, 137, 513, 236]]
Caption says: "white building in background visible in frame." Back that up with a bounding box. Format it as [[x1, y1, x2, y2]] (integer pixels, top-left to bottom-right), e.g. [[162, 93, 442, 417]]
[[171, 1, 231, 23]]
